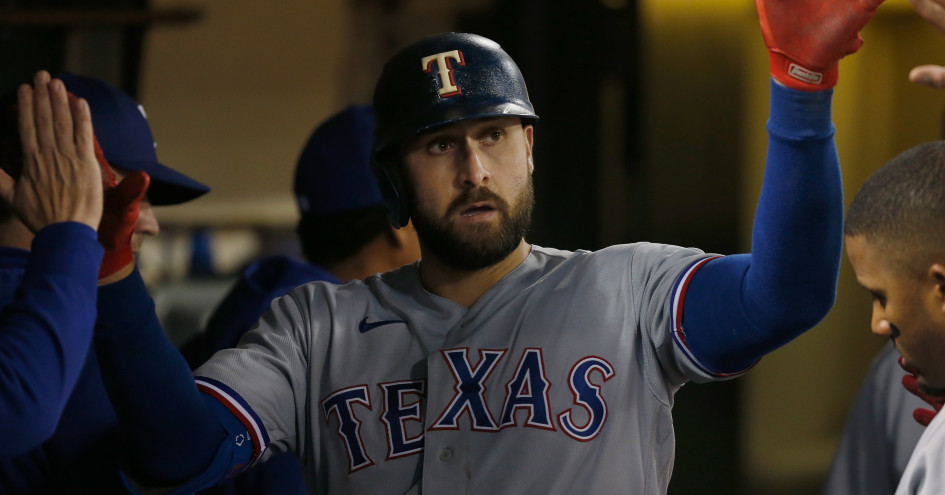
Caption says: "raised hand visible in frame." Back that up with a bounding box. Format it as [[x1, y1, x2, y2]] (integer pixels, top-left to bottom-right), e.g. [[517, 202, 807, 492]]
[[757, 0, 885, 91], [0, 71, 103, 232], [908, 0, 945, 88]]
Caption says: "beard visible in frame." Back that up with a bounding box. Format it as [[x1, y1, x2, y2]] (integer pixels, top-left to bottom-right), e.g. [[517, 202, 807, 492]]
[[408, 176, 534, 272]]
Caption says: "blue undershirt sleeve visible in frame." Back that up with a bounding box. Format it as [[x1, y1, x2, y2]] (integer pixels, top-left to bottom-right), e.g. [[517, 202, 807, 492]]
[[95, 268, 253, 490], [0, 222, 103, 455], [680, 80, 843, 374]]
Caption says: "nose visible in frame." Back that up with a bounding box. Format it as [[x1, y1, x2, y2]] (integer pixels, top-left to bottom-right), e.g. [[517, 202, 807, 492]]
[[135, 200, 160, 237], [456, 140, 489, 188], [871, 309, 893, 338]]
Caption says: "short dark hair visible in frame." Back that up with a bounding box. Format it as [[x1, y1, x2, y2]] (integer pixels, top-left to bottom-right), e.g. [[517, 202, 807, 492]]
[[845, 140, 945, 274], [296, 205, 391, 267]]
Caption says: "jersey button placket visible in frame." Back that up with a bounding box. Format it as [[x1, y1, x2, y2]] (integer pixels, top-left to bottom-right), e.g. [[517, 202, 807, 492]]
[[438, 447, 453, 462]]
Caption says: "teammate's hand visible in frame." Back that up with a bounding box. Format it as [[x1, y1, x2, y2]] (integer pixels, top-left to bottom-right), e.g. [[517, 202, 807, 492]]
[[908, 0, 945, 88], [0, 71, 104, 232], [98, 170, 149, 281], [756, 0, 884, 91], [899, 356, 945, 427]]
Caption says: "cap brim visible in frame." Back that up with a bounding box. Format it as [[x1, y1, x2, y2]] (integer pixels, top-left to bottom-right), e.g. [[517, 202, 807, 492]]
[[110, 159, 210, 206]]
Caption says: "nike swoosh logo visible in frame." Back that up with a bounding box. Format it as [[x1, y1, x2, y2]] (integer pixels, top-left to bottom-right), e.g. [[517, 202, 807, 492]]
[[359, 316, 407, 333]]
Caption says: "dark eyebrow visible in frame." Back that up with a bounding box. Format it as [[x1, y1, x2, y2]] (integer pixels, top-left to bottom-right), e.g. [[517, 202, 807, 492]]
[[862, 286, 885, 301]]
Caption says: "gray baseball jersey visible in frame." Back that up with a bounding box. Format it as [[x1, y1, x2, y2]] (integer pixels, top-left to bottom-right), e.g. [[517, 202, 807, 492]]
[[822, 343, 926, 495], [896, 409, 945, 494], [195, 243, 733, 494]]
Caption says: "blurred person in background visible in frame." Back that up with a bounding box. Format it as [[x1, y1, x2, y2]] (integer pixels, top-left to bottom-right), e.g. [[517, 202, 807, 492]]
[[180, 104, 420, 494]]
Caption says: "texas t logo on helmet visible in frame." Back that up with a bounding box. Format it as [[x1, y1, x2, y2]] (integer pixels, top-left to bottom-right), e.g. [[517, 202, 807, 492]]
[[422, 50, 466, 97]]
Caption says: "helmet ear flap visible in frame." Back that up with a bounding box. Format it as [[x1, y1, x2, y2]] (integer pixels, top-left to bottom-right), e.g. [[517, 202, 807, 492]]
[[373, 159, 410, 228]]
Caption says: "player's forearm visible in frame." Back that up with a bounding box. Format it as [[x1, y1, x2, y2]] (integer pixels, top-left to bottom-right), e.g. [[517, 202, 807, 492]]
[[681, 81, 842, 373], [745, 80, 842, 322], [0, 222, 103, 455], [95, 268, 226, 484]]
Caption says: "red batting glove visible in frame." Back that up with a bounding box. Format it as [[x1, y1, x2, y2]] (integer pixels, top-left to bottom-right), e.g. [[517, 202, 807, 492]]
[[899, 356, 945, 427], [756, 0, 884, 91], [85, 119, 143, 280], [97, 170, 149, 280], [902, 373, 944, 427]]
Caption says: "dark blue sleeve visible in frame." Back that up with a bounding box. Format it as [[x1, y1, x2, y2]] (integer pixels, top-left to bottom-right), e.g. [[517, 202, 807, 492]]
[[0, 222, 103, 455], [95, 269, 252, 488], [679, 80, 842, 374]]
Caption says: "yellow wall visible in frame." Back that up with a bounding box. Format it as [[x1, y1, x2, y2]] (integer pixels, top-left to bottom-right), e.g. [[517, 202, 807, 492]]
[[138, 0, 486, 227], [643, 0, 945, 491], [736, 0, 945, 490], [140, 0, 351, 226]]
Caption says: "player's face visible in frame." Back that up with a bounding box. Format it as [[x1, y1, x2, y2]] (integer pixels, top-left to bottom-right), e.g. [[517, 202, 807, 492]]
[[400, 117, 534, 271], [846, 235, 945, 397], [112, 167, 159, 255]]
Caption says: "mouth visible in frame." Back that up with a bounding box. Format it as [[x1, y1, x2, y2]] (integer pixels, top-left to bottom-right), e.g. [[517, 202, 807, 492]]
[[457, 202, 497, 218]]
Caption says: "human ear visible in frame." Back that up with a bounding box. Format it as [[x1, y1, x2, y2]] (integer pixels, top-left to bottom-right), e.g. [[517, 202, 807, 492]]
[[928, 263, 945, 312], [523, 124, 534, 174]]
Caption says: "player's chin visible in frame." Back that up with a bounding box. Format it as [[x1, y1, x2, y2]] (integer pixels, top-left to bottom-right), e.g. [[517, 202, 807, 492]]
[[131, 237, 145, 257], [919, 379, 945, 399]]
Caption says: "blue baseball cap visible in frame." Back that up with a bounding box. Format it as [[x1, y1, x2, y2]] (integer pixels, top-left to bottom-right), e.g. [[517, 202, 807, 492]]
[[57, 73, 210, 206], [293, 105, 383, 216]]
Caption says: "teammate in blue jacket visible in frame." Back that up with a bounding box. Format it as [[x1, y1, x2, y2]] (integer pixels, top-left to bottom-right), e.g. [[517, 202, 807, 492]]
[[181, 105, 419, 368], [92, 1, 883, 493], [0, 73, 209, 493], [182, 105, 419, 495], [0, 71, 105, 457]]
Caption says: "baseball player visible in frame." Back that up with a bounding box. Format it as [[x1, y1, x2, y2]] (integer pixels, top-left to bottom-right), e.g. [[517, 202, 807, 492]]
[[182, 105, 419, 494], [843, 140, 945, 495], [0, 73, 210, 493], [822, 1, 945, 493], [90, 0, 881, 493], [0, 72, 105, 456]]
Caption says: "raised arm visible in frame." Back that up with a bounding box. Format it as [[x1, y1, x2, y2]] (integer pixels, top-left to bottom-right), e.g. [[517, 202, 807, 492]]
[[674, 0, 883, 374], [0, 71, 104, 454]]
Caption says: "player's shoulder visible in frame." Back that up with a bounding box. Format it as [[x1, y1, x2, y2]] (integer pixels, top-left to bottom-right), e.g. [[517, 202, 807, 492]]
[[549, 241, 707, 265], [286, 260, 422, 305], [519, 243, 705, 287]]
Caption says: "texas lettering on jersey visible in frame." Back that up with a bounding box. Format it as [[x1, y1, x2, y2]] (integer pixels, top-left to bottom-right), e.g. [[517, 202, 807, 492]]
[[321, 347, 614, 473]]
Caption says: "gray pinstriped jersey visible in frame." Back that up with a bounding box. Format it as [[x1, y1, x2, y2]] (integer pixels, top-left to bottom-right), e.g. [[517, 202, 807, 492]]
[[823, 343, 926, 495], [195, 243, 733, 494], [896, 410, 945, 494]]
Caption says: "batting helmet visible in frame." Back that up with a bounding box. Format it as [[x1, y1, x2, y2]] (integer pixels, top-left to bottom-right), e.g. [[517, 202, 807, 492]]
[[372, 32, 538, 227]]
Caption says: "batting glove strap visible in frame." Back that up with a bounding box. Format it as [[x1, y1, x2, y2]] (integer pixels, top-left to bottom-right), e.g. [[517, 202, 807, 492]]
[[767, 52, 838, 92]]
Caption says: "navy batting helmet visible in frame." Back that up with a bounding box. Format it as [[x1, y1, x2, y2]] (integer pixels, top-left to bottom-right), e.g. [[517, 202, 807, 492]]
[[372, 32, 538, 227]]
